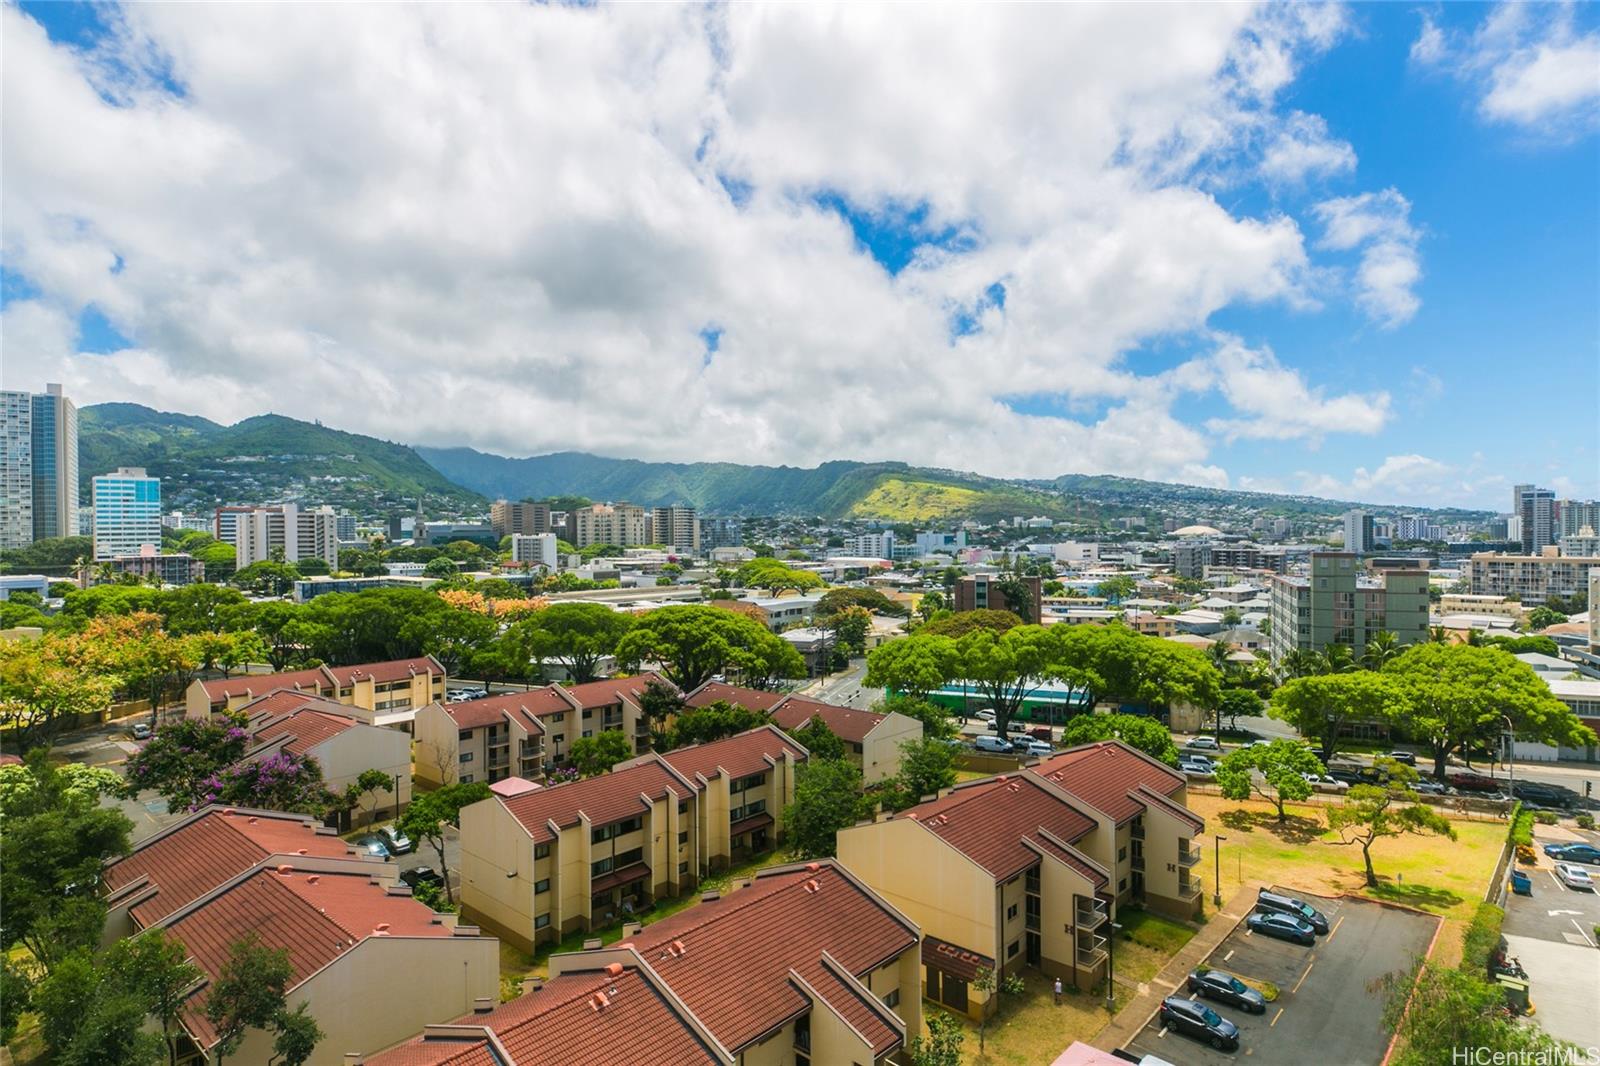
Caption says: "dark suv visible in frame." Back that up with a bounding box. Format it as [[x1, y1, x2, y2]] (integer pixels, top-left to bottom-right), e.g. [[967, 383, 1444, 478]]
[[1186, 969, 1267, 1014], [1159, 996, 1240, 1051], [1255, 889, 1329, 934]]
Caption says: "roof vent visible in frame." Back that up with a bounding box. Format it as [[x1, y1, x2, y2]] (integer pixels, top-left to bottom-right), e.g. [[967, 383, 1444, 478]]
[[307, 875, 320, 885], [223, 808, 237, 816], [805, 862, 820, 873], [297, 848, 308, 855], [996, 774, 1008, 782], [374, 922, 390, 933], [473, 997, 494, 1014], [671, 939, 687, 957], [605, 962, 623, 977], [590, 991, 610, 1012], [276, 864, 293, 875], [246, 816, 258, 824]]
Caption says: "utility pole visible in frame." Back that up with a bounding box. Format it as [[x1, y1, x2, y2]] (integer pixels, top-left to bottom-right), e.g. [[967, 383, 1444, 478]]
[[1105, 920, 1123, 1012], [1213, 835, 1226, 908]]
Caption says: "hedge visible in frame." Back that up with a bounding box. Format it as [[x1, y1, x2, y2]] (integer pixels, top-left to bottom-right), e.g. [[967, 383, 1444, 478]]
[[1461, 902, 1505, 975]]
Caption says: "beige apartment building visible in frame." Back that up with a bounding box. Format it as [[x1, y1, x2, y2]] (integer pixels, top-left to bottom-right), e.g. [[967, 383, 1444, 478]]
[[459, 728, 806, 950], [379, 860, 921, 1066], [838, 741, 1204, 1019], [650, 504, 700, 552], [685, 681, 922, 784], [1469, 549, 1600, 606], [241, 692, 413, 826], [567, 501, 650, 548], [413, 673, 664, 787], [1438, 593, 1525, 621], [185, 656, 446, 722], [490, 498, 552, 537]]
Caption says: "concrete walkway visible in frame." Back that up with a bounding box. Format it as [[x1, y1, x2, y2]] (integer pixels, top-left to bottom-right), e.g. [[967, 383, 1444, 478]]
[[1092, 881, 1266, 1052]]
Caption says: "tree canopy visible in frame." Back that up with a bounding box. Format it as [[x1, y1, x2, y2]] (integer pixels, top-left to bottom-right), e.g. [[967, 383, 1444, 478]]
[[919, 609, 1023, 637], [1214, 740, 1324, 822], [615, 605, 804, 690], [1269, 672, 1407, 762], [1058, 713, 1180, 766]]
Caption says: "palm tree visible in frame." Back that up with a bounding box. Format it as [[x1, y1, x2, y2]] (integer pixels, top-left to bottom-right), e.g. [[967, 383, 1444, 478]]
[[1362, 630, 1400, 671], [1320, 644, 1358, 674], [1280, 648, 1325, 681], [1429, 626, 1451, 644], [1207, 639, 1233, 674]]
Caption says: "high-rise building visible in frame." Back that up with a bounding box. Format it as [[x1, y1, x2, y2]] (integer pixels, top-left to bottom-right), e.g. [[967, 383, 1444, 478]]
[[215, 504, 340, 569], [29, 384, 78, 542], [648, 506, 699, 552], [1268, 553, 1430, 661], [565, 503, 648, 548], [490, 500, 551, 538], [1469, 551, 1599, 605], [92, 468, 162, 560], [954, 573, 1043, 624], [1513, 484, 1556, 554], [1559, 500, 1600, 539], [1342, 509, 1375, 554], [0, 391, 32, 550], [335, 513, 358, 542], [699, 516, 743, 552], [510, 532, 558, 570], [841, 531, 896, 560]]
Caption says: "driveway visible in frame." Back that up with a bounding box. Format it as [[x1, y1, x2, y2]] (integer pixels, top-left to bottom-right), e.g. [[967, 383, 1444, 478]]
[[1503, 829, 1600, 1047], [1123, 891, 1438, 1066]]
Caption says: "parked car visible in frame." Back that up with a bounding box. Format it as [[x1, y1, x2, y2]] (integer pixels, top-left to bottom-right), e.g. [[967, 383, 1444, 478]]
[[1183, 736, 1221, 752], [1179, 755, 1216, 776], [1255, 889, 1330, 934], [131, 722, 152, 741], [1448, 771, 1501, 792], [400, 866, 444, 890], [1303, 773, 1349, 793], [1185, 969, 1267, 1014], [972, 735, 1013, 754], [378, 824, 414, 855], [1026, 726, 1054, 742], [1387, 751, 1418, 766], [974, 708, 997, 723], [1247, 910, 1317, 946], [354, 835, 390, 858], [1544, 843, 1600, 866], [1012, 737, 1053, 758], [1554, 863, 1595, 891], [1414, 779, 1451, 796], [1512, 781, 1573, 808], [1158, 996, 1240, 1051]]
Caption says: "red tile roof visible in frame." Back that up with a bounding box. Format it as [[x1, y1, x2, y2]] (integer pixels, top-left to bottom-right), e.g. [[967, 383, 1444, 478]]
[[1029, 740, 1187, 824], [1026, 830, 1110, 890], [559, 673, 662, 710], [1134, 783, 1205, 832], [497, 758, 694, 843], [804, 954, 902, 1058], [629, 861, 917, 1055], [200, 667, 333, 702], [326, 656, 445, 685], [250, 706, 359, 756], [770, 695, 886, 744], [443, 690, 562, 731], [922, 935, 993, 982], [896, 774, 1096, 881], [369, 963, 724, 1066], [658, 726, 806, 783], [237, 689, 346, 719], [164, 865, 458, 1049], [682, 681, 787, 713], [103, 808, 359, 928]]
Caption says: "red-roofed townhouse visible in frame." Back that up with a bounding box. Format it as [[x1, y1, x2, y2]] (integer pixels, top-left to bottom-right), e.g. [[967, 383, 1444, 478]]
[[392, 860, 920, 1065], [650, 725, 807, 872], [684, 681, 921, 783], [148, 860, 498, 1064], [458, 757, 702, 951], [1029, 740, 1207, 918], [185, 656, 447, 724], [242, 691, 414, 827], [837, 772, 1115, 1018]]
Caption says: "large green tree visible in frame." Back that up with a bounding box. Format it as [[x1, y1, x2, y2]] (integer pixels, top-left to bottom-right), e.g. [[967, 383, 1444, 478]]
[[865, 634, 958, 702], [1268, 672, 1406, 762], [614, 605, 804, 690], [504, 603, 634, 684], [1326, 761, 1456, 886], [1382, 644, 1596, 780], [666, 700, 771, 748], [918, 609, 1023, 637], [397, 781, 492, 904], [955, 625, 1066, 737], [893, 736, 959, 807], [784, 758, 870, 859], [1059, 713, 1180, 766], [569, 730, 634, 777], [1214, 740, 1324, 823]]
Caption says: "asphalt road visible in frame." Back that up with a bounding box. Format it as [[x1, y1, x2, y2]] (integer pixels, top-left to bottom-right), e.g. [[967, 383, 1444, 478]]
[[1502, 827, 1600, 1049], [1124, 891, 1438, 1066], [802, 660, 880, 708]]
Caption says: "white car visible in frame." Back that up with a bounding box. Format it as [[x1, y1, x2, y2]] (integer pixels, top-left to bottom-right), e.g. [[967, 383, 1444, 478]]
[[974, 708, 997, 722], [1180, 756, 1215, 776], [131, 722, 152, 741], [1183, 736, 1221, 752], [1555, 863, 1596, 891], [1303, 773, 1349, 793], [972, 735, 1013, 754], [1015, 739, 1053, 758]]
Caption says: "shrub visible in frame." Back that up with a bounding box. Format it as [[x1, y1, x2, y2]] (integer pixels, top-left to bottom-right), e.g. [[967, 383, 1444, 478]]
[[1515, 844, 1537, 865], [1533, 810, 1558, 825], [1575, 812, 1595, 830], [1508, 805, 1533, 847], [1460, 903, 1505, 974]]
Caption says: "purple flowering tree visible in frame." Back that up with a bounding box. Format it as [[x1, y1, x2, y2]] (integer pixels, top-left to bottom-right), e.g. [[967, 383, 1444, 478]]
[[200, 752, 333, 815], [121, 716, 252, 811]]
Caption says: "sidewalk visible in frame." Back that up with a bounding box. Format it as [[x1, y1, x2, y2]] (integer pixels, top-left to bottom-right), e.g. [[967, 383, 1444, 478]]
[[1092, 881, 1265, 1052]]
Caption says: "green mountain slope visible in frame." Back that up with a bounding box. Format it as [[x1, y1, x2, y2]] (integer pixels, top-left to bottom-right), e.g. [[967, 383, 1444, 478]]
[[80, 405, 483, 512]]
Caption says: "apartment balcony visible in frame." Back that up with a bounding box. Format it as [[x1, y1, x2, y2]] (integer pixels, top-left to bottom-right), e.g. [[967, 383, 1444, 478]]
[[1177, 848, 1202, 868], [1075, 898, 1109, 931], [1076, 932, 1108, 968], [1178, 875, 1203, 901], [1130, 851, 1144, 873], [1130, 821, 1145, 841], [1025, 913, 1040, 932]]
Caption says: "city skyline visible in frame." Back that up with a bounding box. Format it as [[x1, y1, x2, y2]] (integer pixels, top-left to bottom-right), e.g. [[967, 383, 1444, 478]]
[[2, 3, 1597, 510]]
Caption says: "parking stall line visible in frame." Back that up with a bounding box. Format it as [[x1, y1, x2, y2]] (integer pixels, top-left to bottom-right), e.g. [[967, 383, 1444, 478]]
[[1548, 870, 1568, 891], [1291, 961, 1315, 995], [1224, 949, 1235, 961], [1270, 1006, 1284, 1027], [1326, 915, 1346, 942], [1573, 920, 1597, 947]]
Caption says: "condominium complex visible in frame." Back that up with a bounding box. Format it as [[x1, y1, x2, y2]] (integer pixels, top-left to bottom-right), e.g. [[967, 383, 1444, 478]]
[[1468, 550, 1600, 606], [842, 530, 896, 560], [699, 515, 743, 551], [1267, 552, 1430, 660], [0, 384, 79, 548], [91, 467, 161, 560], [491, 498, 553, 537], [1562, 527, 1600, 557], [955, 573, 1044, 623], [511, 531, 559, 568], [214, 502, 340, 568], [185, 655, 447, 720], [1342, 509, 1375, 554], [1559, 499, 1600, 538], [650, 505, 700, 552], [566, 502, 649, 548], [1514, 484, 1557, 554]]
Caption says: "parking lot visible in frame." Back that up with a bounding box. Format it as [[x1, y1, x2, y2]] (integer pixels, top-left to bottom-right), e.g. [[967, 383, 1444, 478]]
[[1124, 890, 1438, 1065], [1503, 826, 1600, 1048]]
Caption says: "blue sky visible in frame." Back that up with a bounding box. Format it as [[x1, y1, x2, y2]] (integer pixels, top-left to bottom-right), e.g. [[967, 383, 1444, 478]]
[[2, 2, 1596, 509]]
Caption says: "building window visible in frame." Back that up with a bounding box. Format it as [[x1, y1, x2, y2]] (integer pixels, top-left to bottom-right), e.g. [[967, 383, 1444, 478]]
[[678, 800, 688, 814], [1007, 940, 1020, 959], [1007, 903, 1019, 921], [678, 861, 689, 875], [534, 913, 550, 930], [460, 774, 473, 783], [534, 843, 551, 859], [678, 831, 688, 845], [592, 856, 614, 877], [1119, 878, 1128, 892], [535, 879, 550, 894], [883, 988, 900, 1009], [582, 730, 592, 739], [583, 709, 593, 719], [551, 734, 564, 746], [1117, 846, 1126, 862], [458, 730, 472, 741], [460, 752, 474, 763], [550, 712, 564, 723]]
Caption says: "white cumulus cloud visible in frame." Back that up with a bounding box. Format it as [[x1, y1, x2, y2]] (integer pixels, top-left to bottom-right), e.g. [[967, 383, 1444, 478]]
[[1311, 189, 1422, 327]]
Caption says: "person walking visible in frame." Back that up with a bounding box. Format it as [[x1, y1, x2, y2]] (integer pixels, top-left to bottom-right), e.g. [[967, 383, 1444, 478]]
[[1054, 976, 1063, 1005]]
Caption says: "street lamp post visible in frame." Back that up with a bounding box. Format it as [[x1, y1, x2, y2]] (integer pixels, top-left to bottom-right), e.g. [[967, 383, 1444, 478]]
[[1501, 714, 1515, 807], [1213, 834, 1226, 908], [1105, 921, 1122, 1011]]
